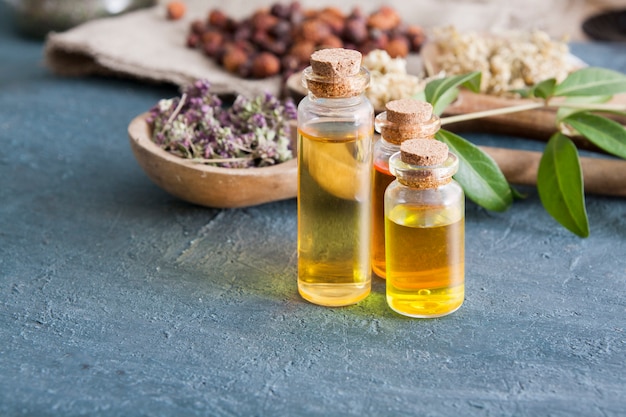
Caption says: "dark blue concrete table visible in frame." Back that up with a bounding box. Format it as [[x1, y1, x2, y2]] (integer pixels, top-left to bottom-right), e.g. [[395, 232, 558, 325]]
[[1, 6, 625, 416]]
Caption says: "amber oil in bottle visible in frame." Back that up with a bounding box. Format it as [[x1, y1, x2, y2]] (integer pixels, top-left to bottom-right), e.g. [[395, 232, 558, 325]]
[[385, 139, 465, 317], [372, 99, 440, 279], [297, 48, 374, 307]]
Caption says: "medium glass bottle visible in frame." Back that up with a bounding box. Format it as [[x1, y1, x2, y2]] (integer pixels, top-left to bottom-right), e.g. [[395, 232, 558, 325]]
[[297, 48, 374, 307], [372, 99, 440, 279], [385, 139, 465, 318]]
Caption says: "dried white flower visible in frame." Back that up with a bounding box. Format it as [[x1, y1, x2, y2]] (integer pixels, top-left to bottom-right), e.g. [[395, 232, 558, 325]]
[[430, 27, 576, 96], [362, 50, 427, 110]]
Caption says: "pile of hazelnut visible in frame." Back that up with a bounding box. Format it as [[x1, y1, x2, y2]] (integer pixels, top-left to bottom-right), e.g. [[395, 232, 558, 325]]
[[185, 2, 425, 80]]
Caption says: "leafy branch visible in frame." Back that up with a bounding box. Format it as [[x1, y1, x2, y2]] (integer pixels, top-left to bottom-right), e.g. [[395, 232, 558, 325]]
[[416, 68, 626, 237]]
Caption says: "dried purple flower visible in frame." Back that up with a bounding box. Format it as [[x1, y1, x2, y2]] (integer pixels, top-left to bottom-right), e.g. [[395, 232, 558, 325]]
[[147, 80, 295, 168]]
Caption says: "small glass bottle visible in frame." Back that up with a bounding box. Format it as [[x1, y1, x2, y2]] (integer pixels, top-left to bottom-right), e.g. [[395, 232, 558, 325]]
[[385, 139, 465, 318], [297, 48, 374, 307], [372, 99, 440, 279]]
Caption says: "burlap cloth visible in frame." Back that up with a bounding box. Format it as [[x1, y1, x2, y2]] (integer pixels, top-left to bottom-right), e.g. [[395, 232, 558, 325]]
[[44, 0, 621, 96]]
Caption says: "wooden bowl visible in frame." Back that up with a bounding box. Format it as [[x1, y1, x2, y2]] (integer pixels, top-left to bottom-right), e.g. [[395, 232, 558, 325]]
[[127, 113, 297, 208]]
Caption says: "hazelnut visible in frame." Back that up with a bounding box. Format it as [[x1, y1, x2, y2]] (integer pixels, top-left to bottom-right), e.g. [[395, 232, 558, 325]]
[[367, 6, 401, 31], [208, 9, 229, 29], [343, 18, 368, 44], [202, 31, 225, 57], [406, 25, 426, 52], [203, 40, 221, 57], [266, 39, 288, 56], [270, 3, 291, 19], [166, 1, 186, 20], [300, 19, 331, 44], [253, 30, 287, 55], [303, 9, 319, 19], [269, 20, 292, 38], [385, 37, 409, 58], [289, 41, 316, 66], [348, 7, 364, 20], [405, 24, 423, 37], [222, 47, 249, 73], [321, 7, 345, 20], [251, 52, 281, 78], [289, 7, 304, 26], [201, 30, 223, 46], [190, 19, 206, 35], [252, 11, 279, 32], [233, 39, 256, 55], [252, 29, 271, 46], [379, 6, 401, 19], [318, 8, 345, 35], [233, 28, 250, 43]]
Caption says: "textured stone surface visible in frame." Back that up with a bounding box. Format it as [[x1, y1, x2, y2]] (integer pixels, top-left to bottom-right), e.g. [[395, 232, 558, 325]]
[[1, 5, 626, 416]]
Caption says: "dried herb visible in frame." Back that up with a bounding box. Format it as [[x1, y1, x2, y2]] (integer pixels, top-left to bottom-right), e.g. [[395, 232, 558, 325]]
[[147, 79, 296, 168], [419, 68, 626, 237]]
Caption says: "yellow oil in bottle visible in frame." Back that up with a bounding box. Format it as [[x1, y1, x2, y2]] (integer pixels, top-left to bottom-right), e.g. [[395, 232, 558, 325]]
[[385, 204, 464, 317], [297, 126, 371, 307], [372, 161, 394, 279]]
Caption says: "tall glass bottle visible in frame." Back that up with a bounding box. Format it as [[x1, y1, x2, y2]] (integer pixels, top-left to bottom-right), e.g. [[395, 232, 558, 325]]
[[385, 139, 465, 318], [372, 99, 440, 279], [297, 48, 374, 307]]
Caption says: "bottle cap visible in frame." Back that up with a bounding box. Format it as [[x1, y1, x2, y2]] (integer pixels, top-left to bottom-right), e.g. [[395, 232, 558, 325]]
[[375, 99, 440, 144], [303, 48, 369, 98], [310, 48, 361, 77], [385, 99, 433, 125], [400, 139, 449, 166]]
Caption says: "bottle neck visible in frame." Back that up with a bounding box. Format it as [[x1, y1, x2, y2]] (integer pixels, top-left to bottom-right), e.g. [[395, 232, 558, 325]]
[[302, 66, 370, 99], [389, 151, 458, 189], [306, 93, 365, 108], [375, 111, 441, 145], [377, 137, 401, 151]]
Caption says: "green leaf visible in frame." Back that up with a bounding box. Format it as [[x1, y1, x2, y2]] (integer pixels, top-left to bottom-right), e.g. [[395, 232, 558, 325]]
[[430, 88, 459, 116], [537, 133, 589, 237], [511, 87, 532, 98], [510, 185, 527, 200], [555, 95, 612, 122], [425, 72, 482, 115], [436, 129, 512, 212], [554, 67, 626, 97], [562, 112, 626, 159], [529, 78, 557, 99]]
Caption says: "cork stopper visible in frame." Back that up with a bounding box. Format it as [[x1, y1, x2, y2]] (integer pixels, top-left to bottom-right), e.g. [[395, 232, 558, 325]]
[[303, 48, 368, 98], [389, 139, 458, 189], [376, 99, 440, 144], [386, 99, 433, 125], [310, 48, 361, 77], [401, 139, 449, 166]]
